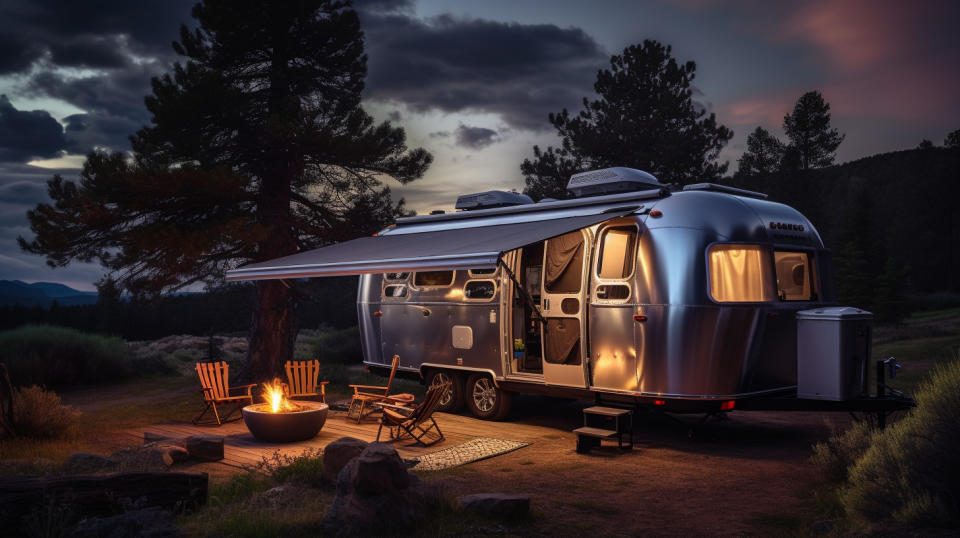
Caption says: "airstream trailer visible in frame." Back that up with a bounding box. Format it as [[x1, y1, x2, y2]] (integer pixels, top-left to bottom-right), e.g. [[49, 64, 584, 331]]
[[227, 167, 910, 422]]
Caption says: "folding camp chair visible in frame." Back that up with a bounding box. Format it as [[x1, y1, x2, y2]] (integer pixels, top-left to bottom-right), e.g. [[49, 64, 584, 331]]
[[284, 360, 329, 402], [375, 382, 448, 447], [347, 354, 413, 423], [193, 362, 256, 425]]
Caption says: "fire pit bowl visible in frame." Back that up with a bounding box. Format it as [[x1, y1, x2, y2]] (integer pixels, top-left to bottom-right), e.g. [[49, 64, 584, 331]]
[[242, 401, 329, 443]]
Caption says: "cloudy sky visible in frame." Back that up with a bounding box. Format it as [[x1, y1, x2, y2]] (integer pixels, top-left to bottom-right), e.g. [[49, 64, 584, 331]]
[[1, 0, 957, 290]]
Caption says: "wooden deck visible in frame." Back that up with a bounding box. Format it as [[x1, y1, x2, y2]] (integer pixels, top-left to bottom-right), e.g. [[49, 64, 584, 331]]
[[119, 408, 558, 470]]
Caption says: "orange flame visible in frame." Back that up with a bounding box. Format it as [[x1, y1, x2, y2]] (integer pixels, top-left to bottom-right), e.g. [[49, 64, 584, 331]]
[[261, 378, 299, 413]]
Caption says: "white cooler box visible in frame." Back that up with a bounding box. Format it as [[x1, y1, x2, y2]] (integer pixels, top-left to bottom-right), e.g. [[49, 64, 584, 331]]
[[796, 307, 872, 401]]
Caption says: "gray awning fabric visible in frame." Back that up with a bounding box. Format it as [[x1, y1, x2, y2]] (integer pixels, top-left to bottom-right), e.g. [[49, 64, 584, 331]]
[[226, 211, 627, 281]]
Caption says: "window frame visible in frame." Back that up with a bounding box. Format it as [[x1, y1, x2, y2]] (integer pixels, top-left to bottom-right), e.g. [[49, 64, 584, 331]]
[[381, 283, 409, 300], [462, 279, 498, 302], [705, 242, 778, 304], [468, 267, 498, 278], [773, 249, 819, 302], [594, 224, 640, 282], [383, 272, 409, 282], [412, 270, 456, 288]]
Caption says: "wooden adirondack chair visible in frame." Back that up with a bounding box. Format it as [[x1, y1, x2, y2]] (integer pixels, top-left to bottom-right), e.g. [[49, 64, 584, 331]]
[[284, 360, 329, 402], [376, 382, 448, 446], [193, 362, 256, 425], [347, 354, 414, 423]]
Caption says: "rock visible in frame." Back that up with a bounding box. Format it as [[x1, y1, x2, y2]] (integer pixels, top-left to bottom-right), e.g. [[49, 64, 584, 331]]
[[459, 493, 530, 520], [185, 435, 223, 461], [150, 443, 190, 465], [809, 519, 838, 535], [255, 485, 314, 510], [64, 452, 117, 474], [73, 507, 186, 538], [110, 447, 173, 470], [323, 443, 442, 537], [321, 437, 369, 484]]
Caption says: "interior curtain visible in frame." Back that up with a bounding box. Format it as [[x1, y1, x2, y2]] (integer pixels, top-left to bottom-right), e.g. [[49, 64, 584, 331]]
[[544, 231, 583, 292]]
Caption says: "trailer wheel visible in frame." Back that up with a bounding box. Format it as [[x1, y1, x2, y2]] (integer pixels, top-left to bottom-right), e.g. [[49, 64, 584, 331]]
[[427, 370, 464, 413], [465, 373, 512, 420]]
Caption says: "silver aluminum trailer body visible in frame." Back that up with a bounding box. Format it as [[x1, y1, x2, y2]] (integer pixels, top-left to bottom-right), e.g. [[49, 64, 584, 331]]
[[356, 187, 833, 408]]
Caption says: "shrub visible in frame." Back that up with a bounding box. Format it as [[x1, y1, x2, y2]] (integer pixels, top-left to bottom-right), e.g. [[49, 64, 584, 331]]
[[12, 385, 79, 439], [842, 360, 960, 527], [255, 448, 326, 489], [0, 325, 130, 388], [812, 420, 877, 482], [309, 326, 361, 364]]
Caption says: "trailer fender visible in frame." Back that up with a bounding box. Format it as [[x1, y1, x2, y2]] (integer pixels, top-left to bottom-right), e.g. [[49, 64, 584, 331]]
[[418, 363, 501, 387]]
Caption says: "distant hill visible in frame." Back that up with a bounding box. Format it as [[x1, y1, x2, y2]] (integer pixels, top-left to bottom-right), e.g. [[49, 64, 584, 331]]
[[729, 146, 960, 297], [0, 280, 98, 308]]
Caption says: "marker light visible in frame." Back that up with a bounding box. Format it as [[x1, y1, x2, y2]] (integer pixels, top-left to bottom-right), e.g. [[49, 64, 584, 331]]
[[720, 400, 735, 411], [649, 210, 662, 218], [654, 399, 666, 406]]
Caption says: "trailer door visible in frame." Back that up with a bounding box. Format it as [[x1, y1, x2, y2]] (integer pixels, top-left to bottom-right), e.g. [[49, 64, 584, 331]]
[[540, 230, 589, 387]]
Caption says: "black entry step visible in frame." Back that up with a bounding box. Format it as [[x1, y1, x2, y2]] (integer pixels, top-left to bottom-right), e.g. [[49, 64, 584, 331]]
[[583, 406, 632, 417], [573, 426, 619, 439], [576, 406, 634, 453]]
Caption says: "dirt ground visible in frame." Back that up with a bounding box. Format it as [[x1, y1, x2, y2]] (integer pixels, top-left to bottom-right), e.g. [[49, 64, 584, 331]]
[[427, 395, 845, 537], [63, 384, 849, 536]]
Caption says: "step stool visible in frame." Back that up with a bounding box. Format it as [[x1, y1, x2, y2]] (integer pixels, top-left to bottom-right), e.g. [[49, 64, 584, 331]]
[[574, 406, 633, 453]]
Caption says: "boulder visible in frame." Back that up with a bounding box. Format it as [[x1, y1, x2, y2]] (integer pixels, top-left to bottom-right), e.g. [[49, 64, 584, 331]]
[[459, 493, 530, 520], [255, 485, 314, 510], [64, 452, 117, 474], [150, 443, 190, 465], [73, 507, 186, 538], [323, 443, 441, 537], [321, 437, 368, 483], [185, 435, 223, 461], [110, 446, 174, 470]]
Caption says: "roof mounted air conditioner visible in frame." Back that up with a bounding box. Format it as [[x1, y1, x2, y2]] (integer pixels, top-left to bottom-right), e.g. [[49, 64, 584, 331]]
[[567, 167, 662, 198], [455, 190, 534, 211]]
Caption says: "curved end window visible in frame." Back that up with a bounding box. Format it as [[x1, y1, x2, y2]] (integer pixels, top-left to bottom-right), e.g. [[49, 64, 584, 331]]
[[774, 251, 817, 301], [414, 271, 454, 287], [708, 244, 775, 303]]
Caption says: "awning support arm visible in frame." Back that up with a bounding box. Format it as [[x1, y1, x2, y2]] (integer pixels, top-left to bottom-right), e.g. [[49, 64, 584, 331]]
[[497, 256, 545, 324]]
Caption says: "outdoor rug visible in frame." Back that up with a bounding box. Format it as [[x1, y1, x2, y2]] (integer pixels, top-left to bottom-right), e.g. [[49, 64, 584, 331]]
[[408, 437, 531, 471]]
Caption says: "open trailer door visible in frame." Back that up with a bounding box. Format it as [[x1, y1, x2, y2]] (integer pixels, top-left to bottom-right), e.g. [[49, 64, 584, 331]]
[[540, 229, 590, 388]]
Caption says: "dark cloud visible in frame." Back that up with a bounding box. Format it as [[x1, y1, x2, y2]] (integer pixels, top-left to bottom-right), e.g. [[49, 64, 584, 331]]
[[454, 124, 500, 149], [0, 96, 67, 163], [63, 113, 140, 153], [28, 62, 162, 122], [0, 180, 48, 205], [360, 13, 606, 131], [0, 0, 194, 74]]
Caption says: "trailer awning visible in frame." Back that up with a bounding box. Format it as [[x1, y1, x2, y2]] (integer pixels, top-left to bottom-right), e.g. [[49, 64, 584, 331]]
[[226, 210, 632, 281]]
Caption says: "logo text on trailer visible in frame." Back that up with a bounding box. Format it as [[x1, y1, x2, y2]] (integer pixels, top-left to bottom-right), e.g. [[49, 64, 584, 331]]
[[769, 221, 805, 232]]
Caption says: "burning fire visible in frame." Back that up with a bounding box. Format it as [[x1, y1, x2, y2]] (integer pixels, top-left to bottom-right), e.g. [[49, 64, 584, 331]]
[[262, 379, 302, 413]]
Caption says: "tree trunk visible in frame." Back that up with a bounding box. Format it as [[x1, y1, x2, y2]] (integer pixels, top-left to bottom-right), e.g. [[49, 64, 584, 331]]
[[244, 279, 297, 382]]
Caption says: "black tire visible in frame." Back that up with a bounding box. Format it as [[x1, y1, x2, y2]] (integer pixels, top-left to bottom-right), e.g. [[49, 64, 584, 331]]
[[465, 373, 512, 420], [427, 370, 464, 413]]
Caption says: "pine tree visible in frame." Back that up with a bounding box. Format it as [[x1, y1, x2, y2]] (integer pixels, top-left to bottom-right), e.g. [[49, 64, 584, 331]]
[[521, 40, 732, 198], [945, 129, 960, 148], [735, 126, 785, 176], [783, 91, 844, 169], [19, 0, 431, 381]]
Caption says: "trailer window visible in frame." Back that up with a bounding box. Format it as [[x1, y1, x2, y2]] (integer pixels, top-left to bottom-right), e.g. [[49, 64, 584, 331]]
[[597, 226, 637, 279], [384, 272, 408, 281], [383, 284, 407, 298], [464, 280, 496, 300], [774, 251, 817, 301], [468, 268, 497, 277], [414, 271, 454, 287], [708, 244, 775, 302]]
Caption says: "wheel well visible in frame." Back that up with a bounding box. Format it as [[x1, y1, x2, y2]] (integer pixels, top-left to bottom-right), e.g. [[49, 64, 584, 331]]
[[418, 365, 499, 387]]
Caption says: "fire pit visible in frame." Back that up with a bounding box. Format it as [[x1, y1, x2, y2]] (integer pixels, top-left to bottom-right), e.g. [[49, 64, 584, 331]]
[[242, 380, 328, 443]]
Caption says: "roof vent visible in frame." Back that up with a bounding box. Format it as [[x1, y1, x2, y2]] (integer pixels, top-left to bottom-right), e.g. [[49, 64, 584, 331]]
[[455, 190, 533, 211], [567, 167, 662, 198]]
